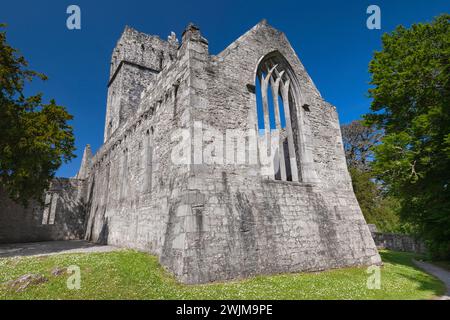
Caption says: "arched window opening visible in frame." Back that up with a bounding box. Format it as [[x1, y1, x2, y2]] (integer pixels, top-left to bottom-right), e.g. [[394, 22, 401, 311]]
[[255, 53, 300, 182]]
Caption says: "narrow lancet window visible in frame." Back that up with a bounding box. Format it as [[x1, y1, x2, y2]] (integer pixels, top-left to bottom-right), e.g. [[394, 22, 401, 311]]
[[48, 194, 58, 225], [41, 193, 52, 225], [120, 149, 128, 199], [144, 128, 153, 193]]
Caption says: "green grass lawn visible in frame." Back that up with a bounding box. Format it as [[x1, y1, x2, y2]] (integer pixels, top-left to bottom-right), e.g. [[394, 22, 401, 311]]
[[0, 250, 445, 300]]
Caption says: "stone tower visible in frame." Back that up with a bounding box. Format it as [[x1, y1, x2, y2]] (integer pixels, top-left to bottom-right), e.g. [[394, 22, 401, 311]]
[[104, 26, 178, 142]]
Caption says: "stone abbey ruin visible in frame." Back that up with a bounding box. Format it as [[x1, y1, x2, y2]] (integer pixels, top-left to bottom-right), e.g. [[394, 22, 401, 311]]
[[0, 21, 381, 283]]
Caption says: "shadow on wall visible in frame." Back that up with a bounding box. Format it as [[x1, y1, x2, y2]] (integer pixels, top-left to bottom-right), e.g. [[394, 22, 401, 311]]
[[98, 218, 109, 245], [58, 185, 86, 239], [0, 179, 86, 244]]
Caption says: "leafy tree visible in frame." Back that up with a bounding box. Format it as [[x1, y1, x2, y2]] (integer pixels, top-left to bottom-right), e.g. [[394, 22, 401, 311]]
[[365, 14, 450, 258], [341, 121, 402, 232], [348, 167, 401, 233], [341, 120, 382, 171], [0, 24, 75, 206]]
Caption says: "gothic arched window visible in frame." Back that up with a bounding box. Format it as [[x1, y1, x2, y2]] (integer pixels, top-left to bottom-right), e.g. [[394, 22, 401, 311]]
[[255, 52, 301, 182]]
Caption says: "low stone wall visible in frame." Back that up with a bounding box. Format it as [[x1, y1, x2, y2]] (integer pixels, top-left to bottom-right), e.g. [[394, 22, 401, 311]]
[[371, 231, 427, 254], [0, 178, 86, 244]]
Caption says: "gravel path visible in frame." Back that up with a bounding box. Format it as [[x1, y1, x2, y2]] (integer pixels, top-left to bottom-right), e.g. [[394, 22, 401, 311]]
[[413, 259, 450, 300], [0, 240, 119, 258]]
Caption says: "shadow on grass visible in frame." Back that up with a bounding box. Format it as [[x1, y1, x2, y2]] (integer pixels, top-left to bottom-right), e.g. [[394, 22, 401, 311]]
[[0, 240, 107, 258], [380, 250, 416, 266], [380, 250, 446, 298]]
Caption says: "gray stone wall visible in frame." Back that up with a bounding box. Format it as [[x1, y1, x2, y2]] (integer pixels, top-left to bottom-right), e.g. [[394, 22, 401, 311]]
[[84, 26, 194, 261], [372, 232, 427, 254], [0, 178, 86, 244], [162, 22, 379, 283]]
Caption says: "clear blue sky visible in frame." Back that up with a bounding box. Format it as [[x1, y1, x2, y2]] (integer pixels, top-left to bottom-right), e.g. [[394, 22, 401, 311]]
[[1, 0, 448, 177]]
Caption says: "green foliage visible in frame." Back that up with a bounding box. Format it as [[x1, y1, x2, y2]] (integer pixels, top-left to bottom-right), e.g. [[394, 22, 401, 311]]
[[349, 167, 402, 233], [365, 14, 450, 259], [0, 24, 75, 205], [341, 120, 382, 171], [341, 121, 403, 232], [0, 250, 444, 300]]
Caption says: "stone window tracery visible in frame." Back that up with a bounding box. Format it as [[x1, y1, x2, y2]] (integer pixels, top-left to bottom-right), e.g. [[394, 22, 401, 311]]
[[255, 52, 300, 182]]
